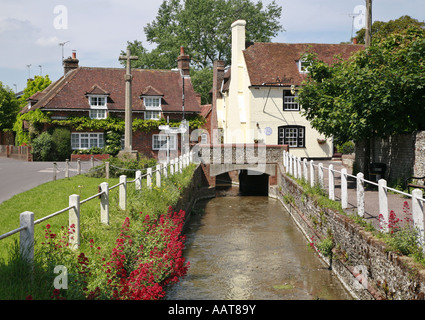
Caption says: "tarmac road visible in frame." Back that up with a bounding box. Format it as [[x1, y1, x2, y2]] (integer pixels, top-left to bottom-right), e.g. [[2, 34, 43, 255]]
[[0, 157, 93, 205]]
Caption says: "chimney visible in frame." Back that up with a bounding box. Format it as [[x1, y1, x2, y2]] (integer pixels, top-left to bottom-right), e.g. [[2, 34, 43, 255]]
[[231, 20, 246, 70], [177, 46, 190, 76], [63, 50, 79, 75], [211, 60, 225, 143], [353, 37, 358, 45]]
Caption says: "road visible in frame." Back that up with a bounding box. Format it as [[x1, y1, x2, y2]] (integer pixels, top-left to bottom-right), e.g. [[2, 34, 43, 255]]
[[0, 157, 94, 205]]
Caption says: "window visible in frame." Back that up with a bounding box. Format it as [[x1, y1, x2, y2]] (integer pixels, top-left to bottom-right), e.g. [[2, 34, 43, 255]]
[[71, 133, 104, 150], [278, 126, 305, 148], [89, 109, 106, 119], [144, 97, 161, 108], [283, 91, 300, 111], [88, 95, 107, 119], [145, 110, 161, 120], [152, 134, 177, 150]]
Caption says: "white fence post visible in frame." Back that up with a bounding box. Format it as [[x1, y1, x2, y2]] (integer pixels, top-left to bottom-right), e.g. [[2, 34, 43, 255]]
[[100, 182, 109, 225], [412, 189, 424, 247], [105, 162, 110, 179], [310, 160, 315, 188], [156, 164, 161, 187], [170, 159, 175, 175], [20, 211, 34, 263], [288, 154, 292, 175], [65, 159, 69, 178], [91, 156, 94, 168], [69, 194, 80, 250], [77, 159, 81, 175], [297, 158, 301, 180], [135, 170, 142, 190], [379, 179, 389, 232], [53, 162, 57, 181], [119, 175, 127, 210], [303, 158, 308, 182], [174, 157, 179, 174], [147, 168, 152, 190], [179, 156, 183, 173], [163, 162, 168, 179], [341, 168, 348, 209], [357, 172, 365, 217], [318, 163, 324, 189], [328, 164, 335, 201]]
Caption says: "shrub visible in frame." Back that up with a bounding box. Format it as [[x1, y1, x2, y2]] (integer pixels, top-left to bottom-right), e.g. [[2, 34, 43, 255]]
[[51, 127, 72, 161], [32, 132, 54, 161]]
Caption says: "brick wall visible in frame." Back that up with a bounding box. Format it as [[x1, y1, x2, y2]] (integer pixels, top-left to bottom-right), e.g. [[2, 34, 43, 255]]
[[355, 131, 424, 183]]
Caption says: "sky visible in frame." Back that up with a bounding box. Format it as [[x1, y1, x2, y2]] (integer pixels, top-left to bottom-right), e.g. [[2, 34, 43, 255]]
[[1, 0, 424, 93]]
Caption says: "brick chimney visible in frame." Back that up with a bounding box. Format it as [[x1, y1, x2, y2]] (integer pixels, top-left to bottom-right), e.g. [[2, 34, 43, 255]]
[[211, 60, 225, 144], [177, 46, 190, 76], [63, 50, 79, 75]]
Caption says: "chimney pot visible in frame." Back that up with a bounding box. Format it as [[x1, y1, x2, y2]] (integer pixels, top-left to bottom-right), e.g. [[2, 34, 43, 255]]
[[180, 46, 185, 55], [72, 50, 76, 59], [353, 38, 358, 45]]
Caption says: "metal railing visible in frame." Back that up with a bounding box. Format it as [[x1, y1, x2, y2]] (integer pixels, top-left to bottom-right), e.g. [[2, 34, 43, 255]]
[[282, 151, 425, 243], [0, 151, 194, 264]]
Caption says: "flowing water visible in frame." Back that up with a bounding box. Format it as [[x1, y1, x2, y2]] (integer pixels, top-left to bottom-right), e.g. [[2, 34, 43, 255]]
[[166, 187, 352, 300]]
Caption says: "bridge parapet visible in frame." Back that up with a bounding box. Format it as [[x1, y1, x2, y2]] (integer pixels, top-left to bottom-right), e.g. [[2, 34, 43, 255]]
[[194, 144, 288, 165]]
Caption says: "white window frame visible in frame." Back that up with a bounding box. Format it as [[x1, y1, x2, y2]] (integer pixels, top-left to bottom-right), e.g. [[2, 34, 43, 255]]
[[88, 95, 107, 119], [283, 91, 300, 111], [152, 134, 177, 151], [143, 96, 162, 109], [71, 132, 105, 150], [145, 110, 162, 120]]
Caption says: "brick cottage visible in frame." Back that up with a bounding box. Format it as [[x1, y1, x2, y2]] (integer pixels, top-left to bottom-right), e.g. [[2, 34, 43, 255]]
[[22, 48, 202, 160]]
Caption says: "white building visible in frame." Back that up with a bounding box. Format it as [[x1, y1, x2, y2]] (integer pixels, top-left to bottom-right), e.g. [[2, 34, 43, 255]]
[[211, 20, 363, 159]]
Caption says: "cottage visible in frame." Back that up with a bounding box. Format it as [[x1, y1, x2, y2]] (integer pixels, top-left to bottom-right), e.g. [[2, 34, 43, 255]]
[[211, 20, 363, 159], [23, 48, 202, 160]]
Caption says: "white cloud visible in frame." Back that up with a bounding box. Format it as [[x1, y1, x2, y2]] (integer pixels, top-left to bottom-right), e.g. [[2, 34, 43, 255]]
[[35, 36, 60, 47]]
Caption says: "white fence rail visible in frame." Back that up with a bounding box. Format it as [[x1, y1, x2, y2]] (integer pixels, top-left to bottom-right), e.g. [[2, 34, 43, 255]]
[[0, 152, 194, 264], [283, 151, 425, 244]]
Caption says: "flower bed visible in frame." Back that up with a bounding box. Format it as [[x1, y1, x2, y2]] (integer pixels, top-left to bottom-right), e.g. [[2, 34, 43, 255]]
[[70, 154, 110, 161]]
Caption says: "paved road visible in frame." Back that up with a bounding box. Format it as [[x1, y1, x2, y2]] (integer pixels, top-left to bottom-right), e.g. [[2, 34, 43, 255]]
[[0, 157, 94, 205]]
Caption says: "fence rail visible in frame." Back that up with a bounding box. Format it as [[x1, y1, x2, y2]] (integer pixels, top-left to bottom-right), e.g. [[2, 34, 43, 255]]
[[0, 151, 194, 264], [283, 151, 425, 245]]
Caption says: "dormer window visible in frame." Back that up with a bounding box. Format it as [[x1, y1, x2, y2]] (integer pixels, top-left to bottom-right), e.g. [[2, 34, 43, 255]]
[[141, 86, 164, 121], [297, 59, 310, 74], [89, 95, 107, 119], [85, 85, 109, 120]]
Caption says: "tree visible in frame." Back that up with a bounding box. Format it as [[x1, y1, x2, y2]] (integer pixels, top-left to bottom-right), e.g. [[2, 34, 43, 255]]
[[298, 26, 425, 144], [121, 0, 283, 103], [19, 75, 52, 108], [355, 15, 425, 44], [0, 82, 20, 131]]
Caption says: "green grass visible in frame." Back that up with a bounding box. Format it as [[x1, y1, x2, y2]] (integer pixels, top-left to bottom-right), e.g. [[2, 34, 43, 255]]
[[0, 163, 198, 299]]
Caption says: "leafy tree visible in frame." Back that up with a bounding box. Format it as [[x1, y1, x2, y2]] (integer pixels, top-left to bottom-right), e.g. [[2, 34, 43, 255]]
[[0, 82, 20, 131], [19, 75, 52, 108], [121, 0, 283, 103], [298, 26, 425, 179], [355, 15, 425, 44]]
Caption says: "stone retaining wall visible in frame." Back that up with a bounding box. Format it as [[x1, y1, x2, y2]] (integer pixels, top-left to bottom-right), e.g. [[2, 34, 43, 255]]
[[271, 163, 425, 300]]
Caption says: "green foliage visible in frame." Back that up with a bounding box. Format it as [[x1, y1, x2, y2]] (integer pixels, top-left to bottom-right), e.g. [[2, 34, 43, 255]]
[[18, 75, 52, 108], [51, 127, 72, 161], [190, 67, 213, 105], [31, 131, 54, 161], [0, 82, 20, 131], [124, 0, 283, 70], [336, 141, 355, 154], [355, 15, 425, 44], [298, 26, 425, 143]]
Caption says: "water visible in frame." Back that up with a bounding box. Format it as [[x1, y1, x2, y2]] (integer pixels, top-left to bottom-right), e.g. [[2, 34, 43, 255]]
[[166, 189, 352, 300]]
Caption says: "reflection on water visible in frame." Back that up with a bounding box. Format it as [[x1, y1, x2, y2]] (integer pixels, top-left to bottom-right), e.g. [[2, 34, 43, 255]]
[[166, 188, 352, 300]]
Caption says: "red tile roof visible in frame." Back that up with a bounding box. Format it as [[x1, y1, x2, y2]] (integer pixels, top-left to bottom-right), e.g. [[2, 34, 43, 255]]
[[29, 67, 200, 113], [243, 43, 364, 86]]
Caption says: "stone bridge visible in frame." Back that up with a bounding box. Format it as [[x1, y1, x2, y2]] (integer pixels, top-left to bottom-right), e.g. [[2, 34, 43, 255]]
[[193, 144, 288, 195]]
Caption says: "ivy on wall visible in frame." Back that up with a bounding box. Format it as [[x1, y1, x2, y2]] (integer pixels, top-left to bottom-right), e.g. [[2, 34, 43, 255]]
[[13, 110, 206, 145]]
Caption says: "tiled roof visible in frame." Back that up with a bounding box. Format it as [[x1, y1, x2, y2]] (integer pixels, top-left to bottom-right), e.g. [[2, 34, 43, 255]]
[[140, 85, 164, 97], [85, 84, 110, 96], [243, 43, 364, 86], [29, 67, 200, 113]]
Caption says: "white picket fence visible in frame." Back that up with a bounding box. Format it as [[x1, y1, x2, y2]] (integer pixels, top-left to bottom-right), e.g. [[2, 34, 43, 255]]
[[0, 152, 194, 264], [283, 151, 425, 243]]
